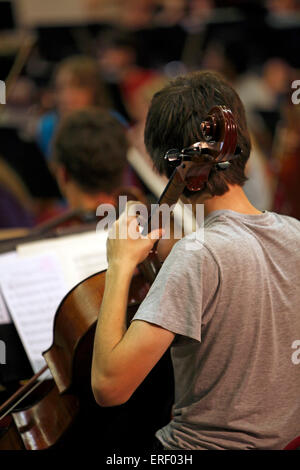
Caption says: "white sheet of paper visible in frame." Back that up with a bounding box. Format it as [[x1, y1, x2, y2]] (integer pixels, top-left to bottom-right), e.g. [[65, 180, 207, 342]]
[[0, 229, 108, 373], [0, 252, 69, 373], [17, 229, 108, 288]]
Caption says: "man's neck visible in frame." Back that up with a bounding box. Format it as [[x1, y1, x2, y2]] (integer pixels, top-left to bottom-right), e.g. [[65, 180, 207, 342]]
[[192, 185, 262, 217], [66, 183, 116, 212]]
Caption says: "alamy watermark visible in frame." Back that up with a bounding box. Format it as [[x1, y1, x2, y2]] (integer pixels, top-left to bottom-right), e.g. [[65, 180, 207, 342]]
[[96, 196, 205, 251], [291, 340, 300, 365], [291, 80, 300, 105], [0, 340, 6, 364], [0, 80, 5, 104]]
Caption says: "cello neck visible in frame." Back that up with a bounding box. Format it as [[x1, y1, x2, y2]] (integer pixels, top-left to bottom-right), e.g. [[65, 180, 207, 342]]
[[139, 167, 187, 283]]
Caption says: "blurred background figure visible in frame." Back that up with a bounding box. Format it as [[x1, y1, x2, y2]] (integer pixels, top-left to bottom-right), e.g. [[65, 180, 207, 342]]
[[51, 107, 128, 212], [272, 103, 300, 220], [96, 27, 168, 124], [36, 55, 115, 160], [266, 0, 300, 14], [48, 106, 147, 234], [96, 28, 142, 122], [235, 58, 293, 156]]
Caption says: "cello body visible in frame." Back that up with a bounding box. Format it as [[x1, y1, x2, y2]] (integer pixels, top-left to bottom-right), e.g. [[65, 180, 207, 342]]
[[0, 380, 79, 450], [42, 269, 174, 451], [0, 270, 174, 450]]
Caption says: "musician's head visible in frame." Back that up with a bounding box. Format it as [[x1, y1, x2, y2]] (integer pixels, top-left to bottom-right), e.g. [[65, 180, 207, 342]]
[[54, 55, 109, 116], [52, 107, 127, 208], [144, 70, 251, 198]]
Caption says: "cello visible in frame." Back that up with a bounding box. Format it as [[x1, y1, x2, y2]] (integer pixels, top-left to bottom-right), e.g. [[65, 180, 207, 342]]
[[0, 105, 240, 450]]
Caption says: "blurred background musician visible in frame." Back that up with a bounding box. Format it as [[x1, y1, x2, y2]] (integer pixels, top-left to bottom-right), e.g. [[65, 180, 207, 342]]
[[51, 106, 129, 214], [272, 103, 300, 220], [0, 106, 143, 412], [36, 55, 126, 161]]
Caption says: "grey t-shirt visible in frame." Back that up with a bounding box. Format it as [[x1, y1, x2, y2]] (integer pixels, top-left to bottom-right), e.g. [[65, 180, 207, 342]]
[[132, 210, 300, 450]]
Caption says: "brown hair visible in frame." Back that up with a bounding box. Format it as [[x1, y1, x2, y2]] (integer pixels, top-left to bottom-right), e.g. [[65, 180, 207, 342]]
[[53, 107, 128, 194], [54, 55, 110, 108], [144, 70, 251, 196]]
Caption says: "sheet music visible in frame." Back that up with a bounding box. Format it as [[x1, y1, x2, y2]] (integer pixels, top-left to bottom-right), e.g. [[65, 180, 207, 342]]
[[0, 252, 69, 373], [17, 229, 108, 288], [0, 229, 108, 374]]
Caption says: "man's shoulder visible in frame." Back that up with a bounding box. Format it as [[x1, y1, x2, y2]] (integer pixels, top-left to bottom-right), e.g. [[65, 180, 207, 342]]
[[202, 210, 300, 264], [204, 210, 300, 237], [164, 210, 300, 270], [163, 233, 220, 274], [274, 212, 300, 228]]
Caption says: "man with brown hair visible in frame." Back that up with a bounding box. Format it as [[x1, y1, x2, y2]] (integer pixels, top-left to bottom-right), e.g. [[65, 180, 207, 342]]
[[91, 71, 300, 450], [52, 106, 128, 211], [37, 55, 127, 160]]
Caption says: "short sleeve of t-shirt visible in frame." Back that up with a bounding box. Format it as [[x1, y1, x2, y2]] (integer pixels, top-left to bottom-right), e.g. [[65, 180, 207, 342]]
[[131, 236, 220, 342]]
